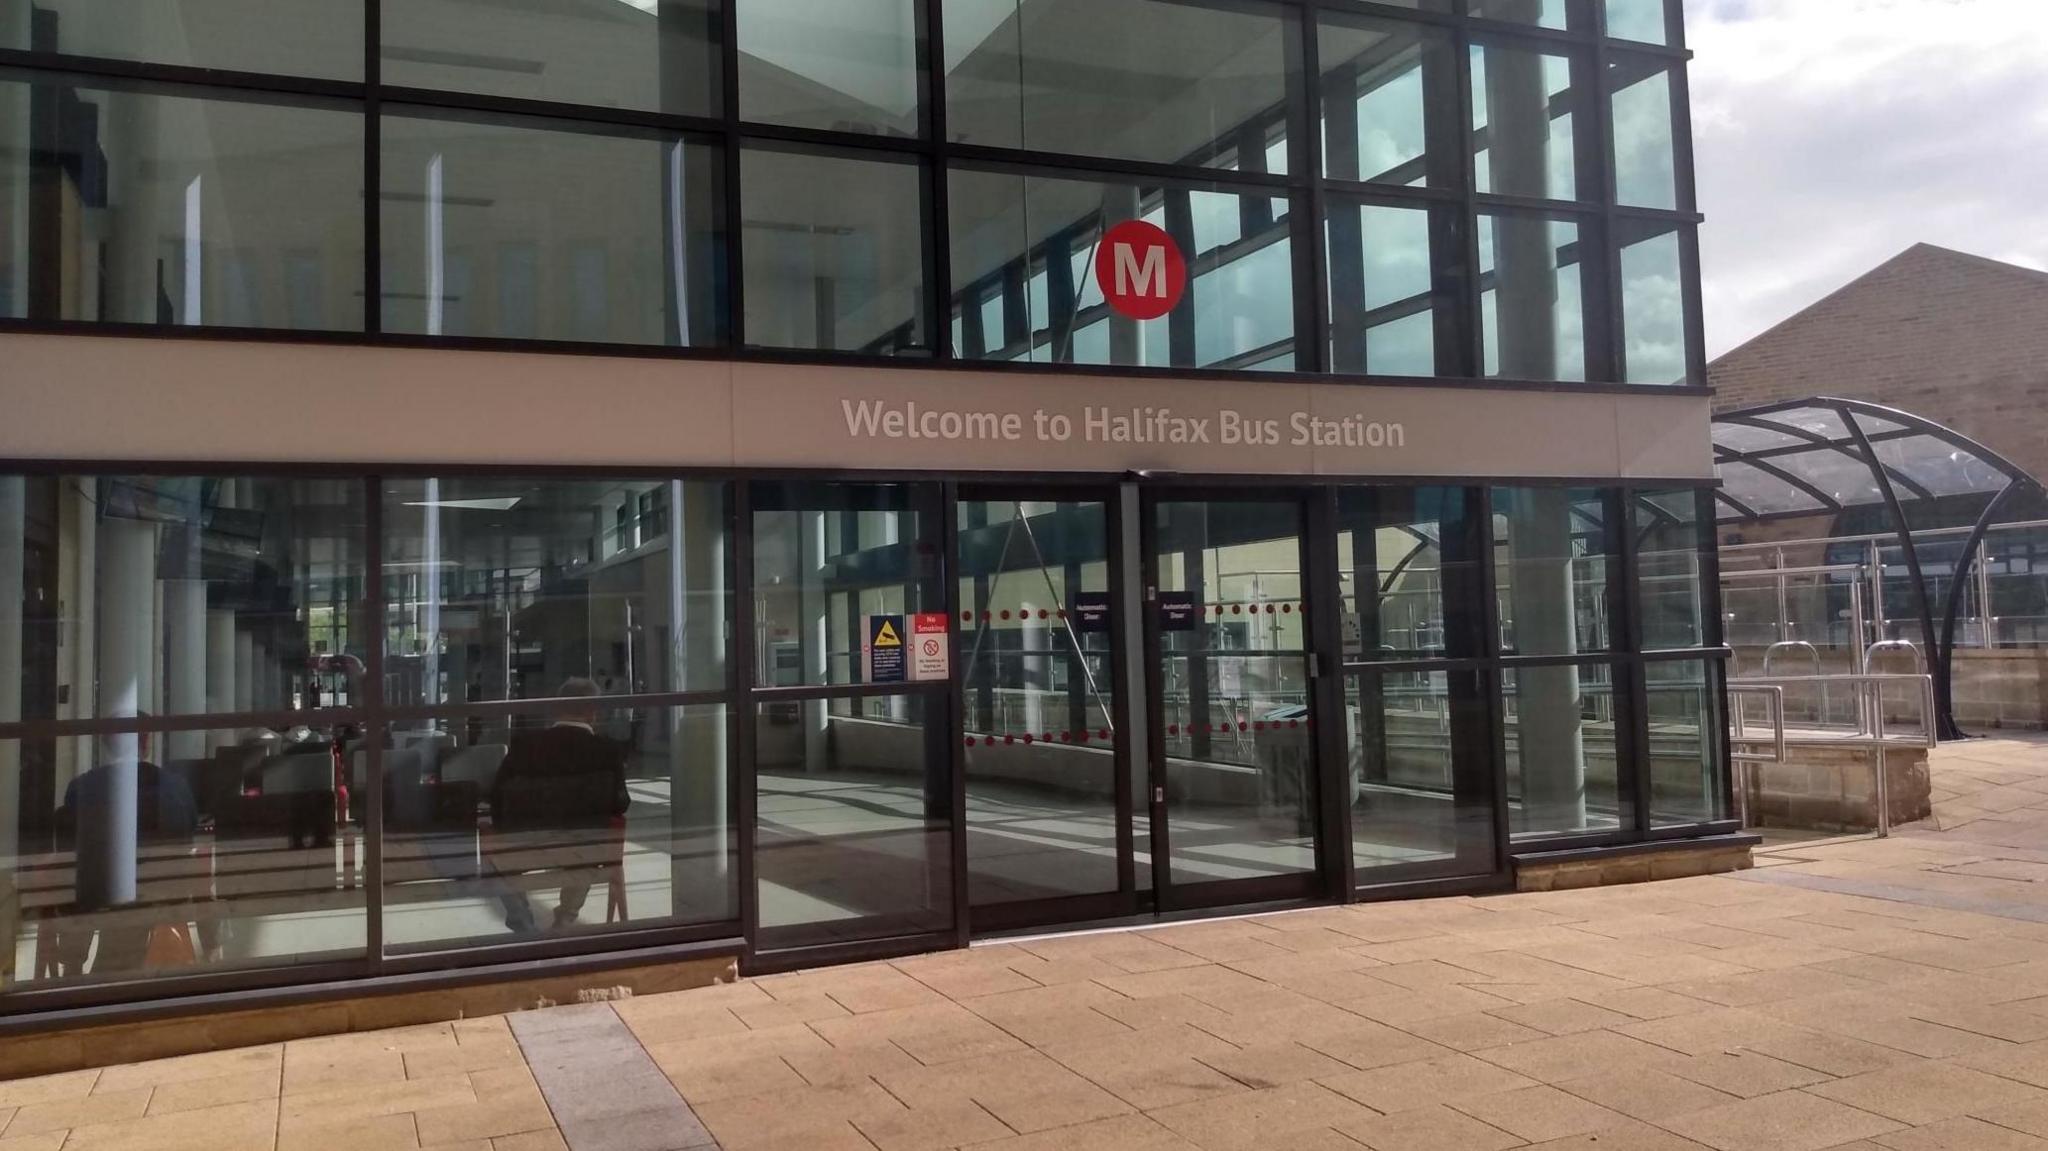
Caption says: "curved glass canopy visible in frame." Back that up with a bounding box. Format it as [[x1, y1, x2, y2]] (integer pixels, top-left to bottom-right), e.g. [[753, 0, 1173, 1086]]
[[1713, 397, 2046, 739]]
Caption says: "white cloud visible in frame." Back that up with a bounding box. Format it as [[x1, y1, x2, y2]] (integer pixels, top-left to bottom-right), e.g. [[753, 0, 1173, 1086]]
[[1690, 0, 2048, 355]]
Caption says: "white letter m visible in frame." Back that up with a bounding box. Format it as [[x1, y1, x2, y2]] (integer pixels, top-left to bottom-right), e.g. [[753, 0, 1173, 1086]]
[[1115, 242, 1168, 298]]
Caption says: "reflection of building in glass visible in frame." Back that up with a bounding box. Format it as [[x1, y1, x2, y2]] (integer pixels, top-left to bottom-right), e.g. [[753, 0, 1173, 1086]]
[[0, 0, 1730, 1051]]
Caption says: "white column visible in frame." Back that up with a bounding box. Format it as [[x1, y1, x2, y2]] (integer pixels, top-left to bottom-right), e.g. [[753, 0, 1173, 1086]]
[[85, 517, 155, 909], [1509, 490, 1586, 831], [0, 478, 23, 987], [800, 510, 828, 773], [671, 481, 729, 918], [162, 493, 207, 761], [206, 610, 238, 751], [234, 629, 255, 714]]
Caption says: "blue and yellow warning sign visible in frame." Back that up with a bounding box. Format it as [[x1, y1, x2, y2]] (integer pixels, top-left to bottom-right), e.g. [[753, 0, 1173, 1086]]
[[865, 614, 907, 684]]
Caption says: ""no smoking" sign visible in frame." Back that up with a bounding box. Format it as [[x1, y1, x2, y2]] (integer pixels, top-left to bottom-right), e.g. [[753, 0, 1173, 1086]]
[[1096, 219, 1187, 321], [911, 613, 950, 681]]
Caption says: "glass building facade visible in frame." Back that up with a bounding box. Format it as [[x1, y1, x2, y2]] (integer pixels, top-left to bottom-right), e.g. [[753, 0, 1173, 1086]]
[[0, 0, 1721, 1017]]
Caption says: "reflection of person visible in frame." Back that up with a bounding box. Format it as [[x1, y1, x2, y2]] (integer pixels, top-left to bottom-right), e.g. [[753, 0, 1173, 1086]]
[[488, 679, 628, 935], [55, 724, 200, 974]]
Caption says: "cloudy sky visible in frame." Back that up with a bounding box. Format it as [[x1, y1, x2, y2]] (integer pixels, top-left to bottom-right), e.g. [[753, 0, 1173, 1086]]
[[1688, 0, 2048, 356]]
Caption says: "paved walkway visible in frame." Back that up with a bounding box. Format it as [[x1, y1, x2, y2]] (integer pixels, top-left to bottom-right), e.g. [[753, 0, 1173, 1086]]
[[10, 734, 2048, 1151]]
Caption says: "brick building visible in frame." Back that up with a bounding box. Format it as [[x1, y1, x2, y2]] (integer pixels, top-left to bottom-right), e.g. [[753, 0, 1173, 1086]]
[[1709, 244, 2048, 485]]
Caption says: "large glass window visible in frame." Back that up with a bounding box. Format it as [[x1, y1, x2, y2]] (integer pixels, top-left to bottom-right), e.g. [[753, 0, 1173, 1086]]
[[1479, 212, 1590, 382], [3, 476, 368, 726], [1347, 669, 1494, 874], [1604, 0, 1671, 45], [1471, 42, 1583, 203], [1610, 59, 1678, 210], [1646, 659, 1724, 828], [749, 481, 951, 952], [0, 474, 370, 993], [1505, 660, 1625, 839], [0, 77, 363, 331], [1338, 487, 1484, 661], [382, 478, 731, 706], [1318, 15, 1459, 188], [381, 700, 733, 951], [1635, 489, 1707, 650], [1471, 0, 1586, 32], [1326, 199, 1459, 377], [738, 0, 921, 137], [751, 483, 944, 690], [742, 148, 927, 354], [1619, 221, 1688, 386], [1, 0, 363, 79], [381, 114, 725, 346], [949, 167, 1293, 369], [1493, 487, 1616, 657], [944, 0, 1295, 172], [383, 0, 719, 117]]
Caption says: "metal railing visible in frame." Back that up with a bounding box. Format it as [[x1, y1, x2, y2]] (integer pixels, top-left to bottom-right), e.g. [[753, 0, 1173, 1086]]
[[1728, 671, 1938, 840]]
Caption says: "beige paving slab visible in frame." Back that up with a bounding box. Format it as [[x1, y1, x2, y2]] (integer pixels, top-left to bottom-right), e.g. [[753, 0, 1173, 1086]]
[[957, 982, 1136, 1047], [1805, 1060, 2048, 1125], [1488, 997, 1639, 1036], [1197, 1041, 1353, 1090], [1450, 1082, 1633, 1142], [278, 1111, 418, 1151], [1, 1088, 151, 1138], [1040, 1024, 1246, 1110], [875, 1048, 1134, 1135], [1554, 1068, 1742, 1124], [692, 1080, 905, 1151], [1335, 1102, 1523, 1151], [0, 1133, 69, 1151], [144, 1068, 281, 1116], [1871, 1116, 2048, 1150], [0, 1071, 99, 1110], [811, 1001, 1030, 1065], [1663, 1050, 1835, 1098], [1473, 1028, 1689, 1084], [94, 1047, 282, 1094], [1145, 1082, 1380, 1151], [1318, 1052, 1539, 1112], [60, 1098, 281, 1151], [1519, 1118, 1718, 1150], [851, 1099, 1013, 1151], [1396, 1010, 1550, 1052], [1659, 1088, 1905, 1151], [958, 1114, 1201, 1151]]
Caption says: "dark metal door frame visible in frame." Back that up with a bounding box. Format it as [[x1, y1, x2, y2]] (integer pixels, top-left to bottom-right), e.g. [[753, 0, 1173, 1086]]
[[957, 482, 1141, 934], [1139, 485, 1332, 914]]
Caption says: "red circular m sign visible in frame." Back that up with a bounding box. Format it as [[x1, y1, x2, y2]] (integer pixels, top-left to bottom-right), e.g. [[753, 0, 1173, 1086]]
[[1096, 219, 1187, 321]]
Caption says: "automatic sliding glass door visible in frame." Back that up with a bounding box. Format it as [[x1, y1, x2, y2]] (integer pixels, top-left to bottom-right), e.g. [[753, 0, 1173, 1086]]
[[1146, 495, 1323, 909], [959, 489, 1135, 930]]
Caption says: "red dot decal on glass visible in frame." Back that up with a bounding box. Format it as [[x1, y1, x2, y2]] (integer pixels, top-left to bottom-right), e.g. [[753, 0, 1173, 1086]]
[[1099, 728, 1111, 740], [1254, 721, 1266, 732], [1004, 734, 1014, 745], [1232, 604, 1242, 615], [1059, 731, 1071, 743], [1168, 724, 1180, 735], [1001, 609, 1012, 621], [1282, 604, 1293, 614], [1266, 604, 1276, 614], [1022, 734, 1033, 745], [964, 736, 974, 748], [1238, 721, 1249, 731], [984, 736, 997, 746], [1057, 609, 1067, 620], [961, 610, 972, 623], [1077, 730, 1090, 743], [1039, 609, 1049, 620], [1095, 218, 1188, 321], [1044, 733, 1055, 743], [1288, 719, 1299, 729]]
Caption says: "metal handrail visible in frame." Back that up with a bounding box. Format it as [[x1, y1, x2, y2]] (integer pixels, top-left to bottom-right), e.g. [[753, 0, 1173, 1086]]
[[1728, 672, 1937, 840], [1762, 641, 1821, 677], [1862, 639, 1925, 675], [1727, 684, 1786, 832]]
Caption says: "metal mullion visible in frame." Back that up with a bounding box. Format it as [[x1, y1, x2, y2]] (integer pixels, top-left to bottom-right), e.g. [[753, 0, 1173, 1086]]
[[942, 480, 968, 946], [1306, 488, 1352, 897], [1617, 488, 1651, 837], [750, 681, 953, 705], [720, 0, 745, 350], [0, 708, 366, 742], [732, 478, 759, 955], [1310, 0, 1461, 33], [1452, 14, 1485, 381], [1591, 16, 1624, 384], [378, 88, 725, 141], [736, 121, 937, 159], [1470, 192, 1602, 218], [363, 0, 381, 337], [1610, 204, 1705, 225], [1465, 15, 1588, 49], [924, 0, 953, 361], [363, 471, 386, 970], [1317, 179, 1464, 205], [0, 49, 366, 102], [1293, 5, 1329, 375], [380, 689, 738, 724], [943, 143, 1293, 192], [1475, 485, 1512, 873], [1341, 656, 1493, 675]]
